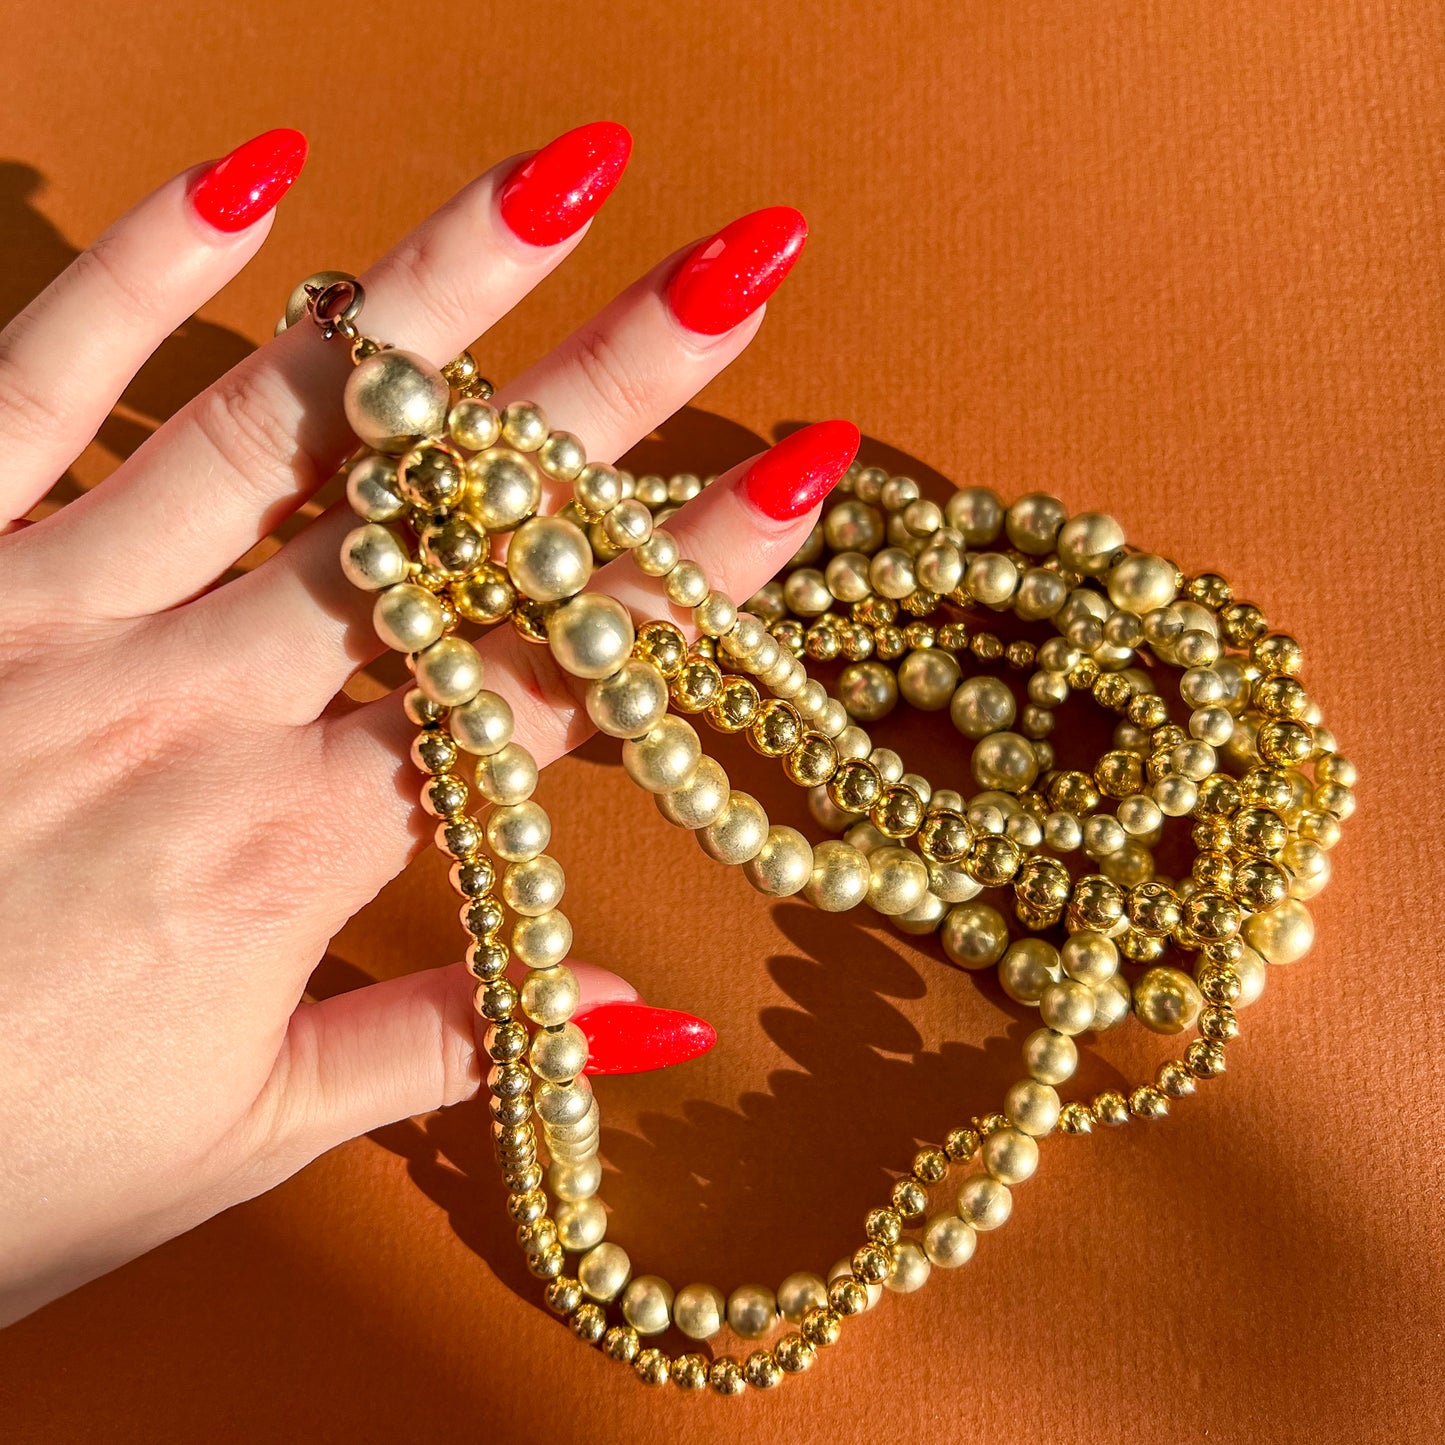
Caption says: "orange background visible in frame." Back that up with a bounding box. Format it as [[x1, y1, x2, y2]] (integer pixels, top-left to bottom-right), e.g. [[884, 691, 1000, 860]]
[[2, 1, 1443, 1441]]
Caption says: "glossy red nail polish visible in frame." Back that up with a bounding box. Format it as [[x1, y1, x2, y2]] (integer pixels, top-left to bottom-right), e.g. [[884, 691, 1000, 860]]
[[667, 206, 807, 336], [742, 420, 861, 521], [190, 128, 308, 233], [499, 121, 633, 246], [577, 1002, 717, 1076]]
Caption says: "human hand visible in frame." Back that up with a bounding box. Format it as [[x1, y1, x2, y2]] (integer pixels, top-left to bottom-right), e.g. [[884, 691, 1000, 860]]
[[0, 123, 857, 1324]]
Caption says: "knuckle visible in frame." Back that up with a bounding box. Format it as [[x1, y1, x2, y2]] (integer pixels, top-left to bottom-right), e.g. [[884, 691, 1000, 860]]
[[70, 228, 172, 330], [376, 228, 476, 341], [567, 326, 656, 434], [0, 342, 70, 459], [188, 365, 318, 500]]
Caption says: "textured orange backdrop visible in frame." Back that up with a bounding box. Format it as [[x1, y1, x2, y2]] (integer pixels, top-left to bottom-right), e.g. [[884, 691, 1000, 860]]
[[2, 1, 1442, 1441]]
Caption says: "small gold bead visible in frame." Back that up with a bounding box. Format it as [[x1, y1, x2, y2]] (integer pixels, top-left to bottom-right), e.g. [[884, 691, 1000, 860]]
[[570, 1302, 607, 1343], [672, 1354, 709, 1390], [891, 1177, 927, 1217], [945, 1127, 981, 1161], [1093, 1090, 1130, 1126], [800, 1306, 843, 1348], [602, 1325, 640, 1362], [775, 1332, 817, 1372], [709, 1357, 746, 1395], [912, 1147, 948, 1184], [707, 674, 762, 732], [633, 1348, 670, 1386], [743, 1351, 783, 1389], [1129, 1085, 1170, 1119]]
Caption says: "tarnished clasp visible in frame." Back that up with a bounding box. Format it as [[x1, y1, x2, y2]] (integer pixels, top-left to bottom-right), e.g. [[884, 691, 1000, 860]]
[[306, 275, 366, 342]]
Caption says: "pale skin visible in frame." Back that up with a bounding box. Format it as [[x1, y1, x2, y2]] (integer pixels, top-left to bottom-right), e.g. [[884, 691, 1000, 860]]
[[0, 148, 825, 1325]]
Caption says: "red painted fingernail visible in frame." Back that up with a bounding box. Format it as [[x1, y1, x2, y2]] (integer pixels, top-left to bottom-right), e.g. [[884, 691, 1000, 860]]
[[577, 1002, 717, 1076], [190, 128, 308, 233], [667, 205, 807, 336], [499, 121, 633, 247], [742, 420, 861, 521]]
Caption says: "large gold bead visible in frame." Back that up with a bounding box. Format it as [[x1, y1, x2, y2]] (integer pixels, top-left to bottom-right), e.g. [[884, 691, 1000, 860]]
[[373, 583, 445, 653], [344, 349, 450, 454], [804, 840, 871, 912], [1133, 966, 1204, 1034], [1241, 898, 1314, 963], [743, 825, 814, 897], [698, 791, 769, 865], [622, 717, 701, 794], [674, 1282, 726, 1340], [942, 901, 1009, 970], [548, 593, 635, 679], [465, 448, 542, 532], [340, 523, 410, 591], [507, 515, 593, 602], [585, 659, 668, 739]]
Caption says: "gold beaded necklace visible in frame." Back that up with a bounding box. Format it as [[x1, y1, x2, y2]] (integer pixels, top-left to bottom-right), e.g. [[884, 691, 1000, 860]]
[[292, 273, 1351, 1396]]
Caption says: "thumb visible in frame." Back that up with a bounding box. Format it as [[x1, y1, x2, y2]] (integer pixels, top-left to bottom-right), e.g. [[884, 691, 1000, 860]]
[[250, 960, 714, 1186]]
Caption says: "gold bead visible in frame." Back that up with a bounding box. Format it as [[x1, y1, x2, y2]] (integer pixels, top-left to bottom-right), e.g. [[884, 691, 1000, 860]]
[[891, 1177, 927, 1217], [1058, 1102, 1094, 1135], [448, 397, 501, 451], [743, 1350, 783, 1389], [671, 658, 724, 713], [506, 515, 592, 602], [775, 1332, 816, 1373], [872, 782, 926, 838], [673, 1282, 726, 1340], [800, 1306, 842, 1348], [570, 1302, 606, 1343], [709, 1357, 746, 1395], [743, 825, 814, 897], [622, 717, 701, 794], [1129, 1085, 1170, 1119], [620, 1275, 674, 1336], [344, 349, 450, 454], [631, 618, 688, 679], [827, 758, 882, 813], [464, 448, 542, 533], [451, 562, 515, 626], [956, 1174, 1012, 1230], [784, 732, 839, 788], [586, 659, 669, 739], [655, 756, 730, 830], [1092, 1090, 1130, 1126], [548, 593, 635, 679], [749, 698, 804, 757], [727, 1284, 777, 1338], [672, 1354, 709, 1390], [912, 1146, 948, 1184], [698, 791, 769, 865], [1133, 966, 1205, 1034], [707, 674, 762, 732], [340, 523, 410, 591], [633, 1348, 670, 1386], [945, 1127, 980, 1161], [942, 901, 1009, 971], [602, 1325, 639, 1362], [1241, 898, 1314, 964]]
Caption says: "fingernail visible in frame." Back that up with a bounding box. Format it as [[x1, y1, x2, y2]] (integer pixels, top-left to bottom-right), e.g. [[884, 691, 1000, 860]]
[[577, 1002, 717, 1076], [667, 205, 808, 336], [190, 128, 308, 233], [499, 121, 633, 247], [742, 420, 861, 521]]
